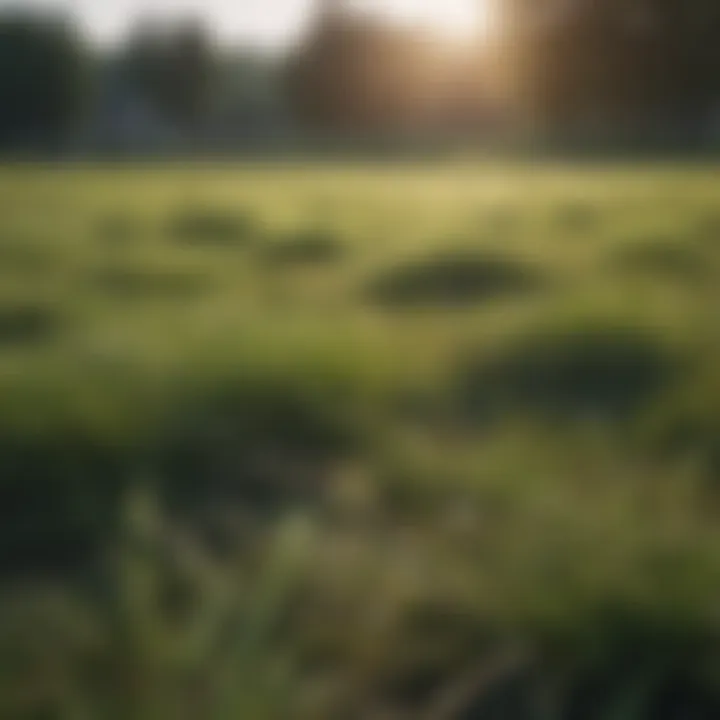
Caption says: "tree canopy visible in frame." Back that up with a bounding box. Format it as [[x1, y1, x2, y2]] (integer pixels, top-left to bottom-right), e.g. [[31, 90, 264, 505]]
[[0, 11, 90, 150]]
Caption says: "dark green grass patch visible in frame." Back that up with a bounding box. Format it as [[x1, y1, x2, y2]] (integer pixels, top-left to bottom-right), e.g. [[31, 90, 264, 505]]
[[167, 207, 257, 247], [611, 237, 708, 280], [89, 265, 212, 300], [259, 229, 345, 267], [457, 318, 686, 424], [367, 248, 545, 308], [0, 302, 62, 346], [156, 369, 370, 513], [0, 437, 129, 578], [641, 375, 720, 481]]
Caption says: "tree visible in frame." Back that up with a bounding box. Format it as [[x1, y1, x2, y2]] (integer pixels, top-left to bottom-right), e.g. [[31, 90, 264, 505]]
[[0, 10, 90, 151], [118, 18, 167, 110], [499, 0, 720, 139], [162, 20, 217, 133], [116, 17, 217, 134], [284, 1, 488, 134]]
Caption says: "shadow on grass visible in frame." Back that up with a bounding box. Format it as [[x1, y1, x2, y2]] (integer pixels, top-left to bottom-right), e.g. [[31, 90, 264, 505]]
[[447, 611, 719, 720], [95, 214, 143, 246], [367, 249, 545, 308], [0, 303, 62, 346], [641, 376, 720, 481], [259, 229, 345, 267], [156, 382, 363, 514], [89, 266, 212, 300], [611, 238, 708, 280], [167, 207, 257, 247], [0, 435, 128, 578], [0, 363, 367, 576], [457, 320, 685, 424]]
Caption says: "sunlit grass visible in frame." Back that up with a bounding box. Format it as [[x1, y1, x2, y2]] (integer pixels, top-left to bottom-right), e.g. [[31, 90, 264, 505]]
[[2, 163, 720, 718]]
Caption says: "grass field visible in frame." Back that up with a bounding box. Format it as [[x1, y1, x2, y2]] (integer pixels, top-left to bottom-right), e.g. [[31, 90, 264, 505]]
[[3, 163, 720, 719]]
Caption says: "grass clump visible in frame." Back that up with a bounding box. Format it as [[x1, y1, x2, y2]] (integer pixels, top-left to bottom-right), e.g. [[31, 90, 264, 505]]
[[260, 229, 345, 266], [0, 302, 62, 346], [367, 248, 545, 308], [157, 364, 370, 513], [640, 375, 720, 479], [0, 491, 309, 720], [457, 317, 686, 424], [168, 206, 257, 247], [611, 237, 708, 280], [90, 265, 211, 300]]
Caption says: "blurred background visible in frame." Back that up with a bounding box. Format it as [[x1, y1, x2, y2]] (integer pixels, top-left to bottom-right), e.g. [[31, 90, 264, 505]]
[[3, 2, 720, 719], [4, 0, 720, 156]]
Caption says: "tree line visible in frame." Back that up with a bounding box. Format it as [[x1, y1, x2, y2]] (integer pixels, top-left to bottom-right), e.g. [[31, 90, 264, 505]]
[[2, 1, 720, 152], [503, 0, 720, 138], [0, 10, 280, 152], [287, 0, 720, 142], [0, 12, 88, 151]]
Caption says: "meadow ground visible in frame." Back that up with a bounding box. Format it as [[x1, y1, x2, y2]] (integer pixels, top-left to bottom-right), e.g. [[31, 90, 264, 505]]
[[2, 163, 720, 719]]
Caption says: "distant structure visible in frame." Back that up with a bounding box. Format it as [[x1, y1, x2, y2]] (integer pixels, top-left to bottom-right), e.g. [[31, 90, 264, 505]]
[[285, 0, 498, 136]]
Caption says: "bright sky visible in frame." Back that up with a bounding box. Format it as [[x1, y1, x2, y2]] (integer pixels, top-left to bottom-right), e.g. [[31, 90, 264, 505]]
[[6, 0, 490, 49]]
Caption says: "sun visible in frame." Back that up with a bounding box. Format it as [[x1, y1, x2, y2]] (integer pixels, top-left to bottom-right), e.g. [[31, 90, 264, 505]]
[[364, 0, 493, 41]]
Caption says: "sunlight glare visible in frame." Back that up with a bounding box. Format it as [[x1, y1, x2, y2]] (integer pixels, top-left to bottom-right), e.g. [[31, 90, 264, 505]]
[[365, 0, 493, 41]]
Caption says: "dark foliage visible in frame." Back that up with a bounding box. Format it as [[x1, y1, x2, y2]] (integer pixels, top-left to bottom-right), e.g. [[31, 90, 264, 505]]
[[0, 435, 129, 578], [117, 17, 217, 133], [284, 2, 490, 134], [0, 11, 90, 151], [502, 0, 720, 138]]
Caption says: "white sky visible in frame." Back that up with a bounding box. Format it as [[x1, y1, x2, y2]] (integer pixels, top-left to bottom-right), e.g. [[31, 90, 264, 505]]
[[4, 0, 488, 49]]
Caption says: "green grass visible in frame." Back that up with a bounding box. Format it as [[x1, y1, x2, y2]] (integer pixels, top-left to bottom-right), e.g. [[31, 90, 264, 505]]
[[2, 163, 720, 718]]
